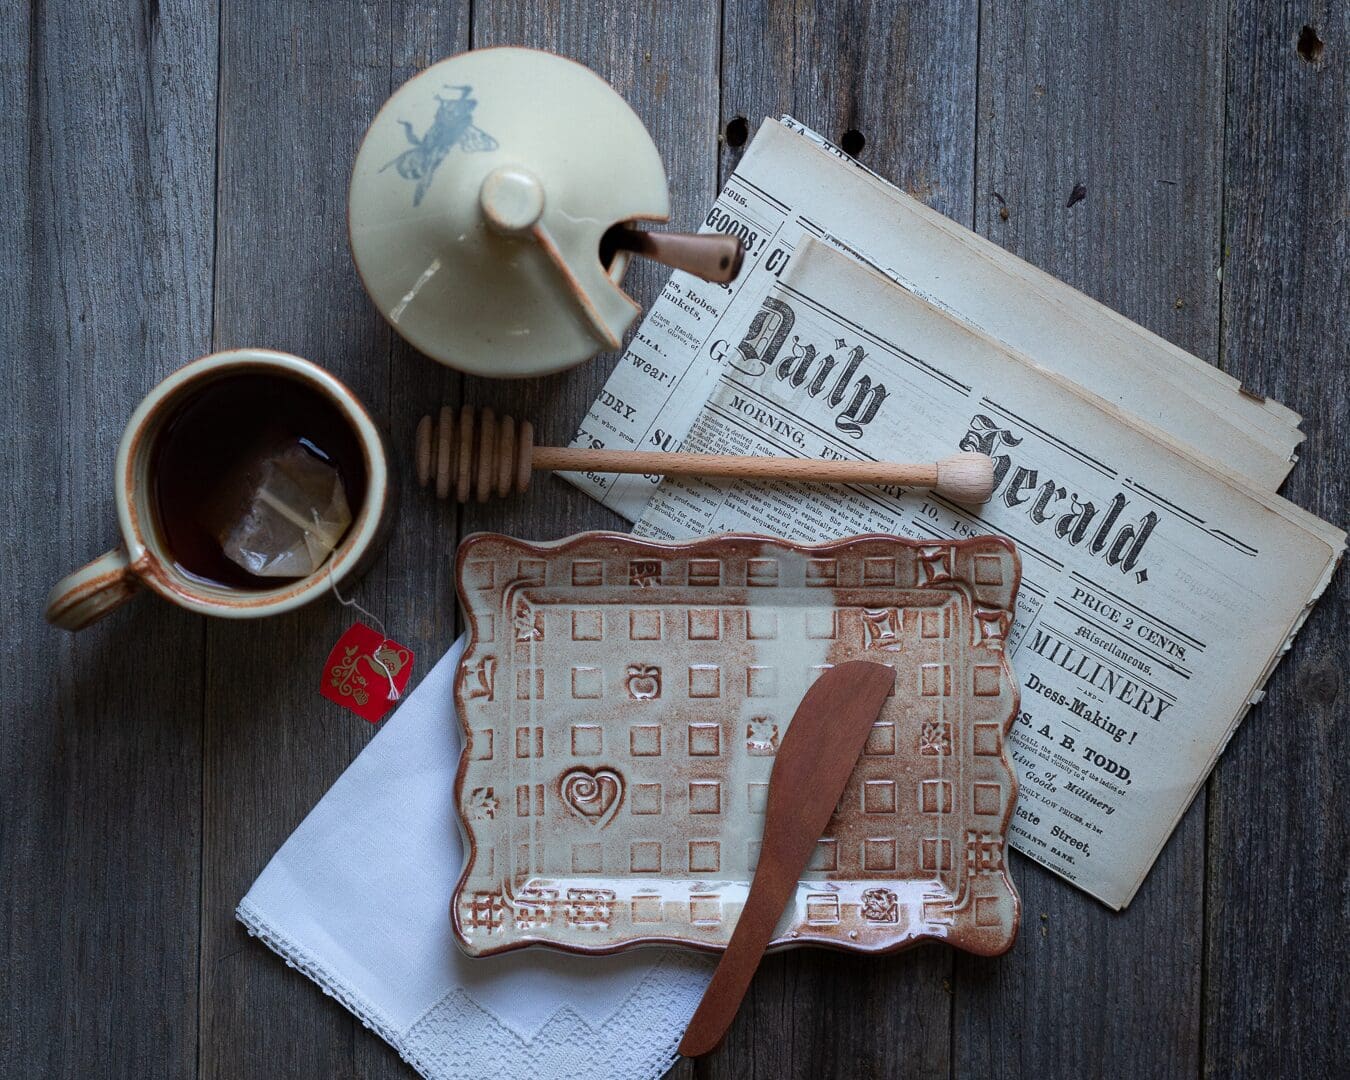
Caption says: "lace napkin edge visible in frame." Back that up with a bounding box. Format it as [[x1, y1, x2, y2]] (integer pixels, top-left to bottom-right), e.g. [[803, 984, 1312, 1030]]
[[237, 897, 713, 1080], [236, 896, 405, 1048], [397, 949, 712, 1080]]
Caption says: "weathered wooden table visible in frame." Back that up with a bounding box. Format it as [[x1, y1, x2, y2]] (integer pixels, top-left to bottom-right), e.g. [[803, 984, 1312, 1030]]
[[5, 3, 1345, 1077]]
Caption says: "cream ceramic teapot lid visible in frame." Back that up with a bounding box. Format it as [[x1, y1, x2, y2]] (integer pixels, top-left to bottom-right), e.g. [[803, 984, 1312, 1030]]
[[349, 47, 670, 378]]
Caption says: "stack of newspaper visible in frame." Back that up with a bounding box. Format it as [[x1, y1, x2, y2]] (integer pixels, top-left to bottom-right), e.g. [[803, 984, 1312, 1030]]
[[564, 119, 1344, 909]]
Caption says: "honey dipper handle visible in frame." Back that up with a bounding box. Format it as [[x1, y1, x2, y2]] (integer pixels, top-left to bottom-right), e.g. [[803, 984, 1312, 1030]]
[[531, 448, 995, 503], [415, 407, 993, 504], [604, 227, 745, 284]]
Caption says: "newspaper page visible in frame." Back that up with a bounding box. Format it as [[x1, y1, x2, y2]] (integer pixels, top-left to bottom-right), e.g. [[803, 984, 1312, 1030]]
[[566, 119, 1301, 525], [627, 239, 1342, 909]]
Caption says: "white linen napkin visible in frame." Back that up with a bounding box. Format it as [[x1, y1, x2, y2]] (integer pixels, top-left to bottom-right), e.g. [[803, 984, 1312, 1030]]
[[238, 635, 712, 1080]]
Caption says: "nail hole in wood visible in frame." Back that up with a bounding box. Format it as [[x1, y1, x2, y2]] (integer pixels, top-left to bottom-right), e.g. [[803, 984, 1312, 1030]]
[[1297, 25, 1324, 64], [840, 129, 866, 157], [725, 116, 749, 147]]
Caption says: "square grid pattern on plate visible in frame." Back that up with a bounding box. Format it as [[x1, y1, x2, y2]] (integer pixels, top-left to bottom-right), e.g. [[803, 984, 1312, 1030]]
[[453, 533, 1021, 958]]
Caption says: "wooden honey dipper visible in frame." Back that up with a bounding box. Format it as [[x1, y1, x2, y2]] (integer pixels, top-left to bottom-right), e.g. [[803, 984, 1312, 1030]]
[[414, 405, 996, 504]]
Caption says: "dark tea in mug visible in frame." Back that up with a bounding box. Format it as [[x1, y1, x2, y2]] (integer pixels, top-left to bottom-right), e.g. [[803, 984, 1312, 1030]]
[[150, 373, 369, 590]]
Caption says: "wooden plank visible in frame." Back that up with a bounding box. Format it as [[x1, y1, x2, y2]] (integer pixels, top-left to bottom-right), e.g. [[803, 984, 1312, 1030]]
[[972, 0, 1227, 366], [720, 0, 979, 216], [958, 3, 1223, 1077], [199, 3, 463, 1077], [360, 3, 471, 1074], [0, 2, 217, 1078], [1203, 4, 1349, 1077], [708, 3, 980, 1077]]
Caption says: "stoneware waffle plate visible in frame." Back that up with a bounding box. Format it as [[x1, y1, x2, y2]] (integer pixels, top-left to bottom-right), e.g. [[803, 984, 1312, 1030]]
[[451, 532, 1021, 957]]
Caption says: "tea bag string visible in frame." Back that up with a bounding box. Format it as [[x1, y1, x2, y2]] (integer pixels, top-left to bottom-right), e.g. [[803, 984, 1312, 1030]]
[[327, 565, 401, 702]]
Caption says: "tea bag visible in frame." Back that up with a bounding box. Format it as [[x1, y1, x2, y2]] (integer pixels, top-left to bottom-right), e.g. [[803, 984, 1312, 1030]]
[[207, 437, 353, 579]]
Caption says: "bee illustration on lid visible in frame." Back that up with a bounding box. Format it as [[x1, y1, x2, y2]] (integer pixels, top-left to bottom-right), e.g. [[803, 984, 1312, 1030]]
[[382, 85, 498, 206]]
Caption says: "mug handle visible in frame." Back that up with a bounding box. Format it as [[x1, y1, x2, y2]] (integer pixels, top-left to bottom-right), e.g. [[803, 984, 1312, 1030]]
[[45, 547, 140, 631]]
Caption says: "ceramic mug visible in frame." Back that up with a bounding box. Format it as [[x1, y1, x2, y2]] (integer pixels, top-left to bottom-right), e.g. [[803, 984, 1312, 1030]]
[[45, 348, 394, 631]]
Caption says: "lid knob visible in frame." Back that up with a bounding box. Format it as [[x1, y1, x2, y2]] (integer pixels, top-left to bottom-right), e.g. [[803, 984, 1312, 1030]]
[[479, 165, 545, 234]]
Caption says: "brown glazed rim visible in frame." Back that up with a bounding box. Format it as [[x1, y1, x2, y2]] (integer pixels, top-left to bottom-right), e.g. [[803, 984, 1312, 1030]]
[[450, 530, 1023, 959]]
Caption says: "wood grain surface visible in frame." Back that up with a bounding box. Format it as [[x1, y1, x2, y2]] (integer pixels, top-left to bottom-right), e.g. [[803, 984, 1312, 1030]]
[[2, 2, 1343, 1079], [3, 3, 217, 1077], [1204, 3, 1349, 1076]]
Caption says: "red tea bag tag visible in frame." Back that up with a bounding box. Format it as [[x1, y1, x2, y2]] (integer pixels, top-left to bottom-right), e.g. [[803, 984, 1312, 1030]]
[[321, 622, 414, 723]]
